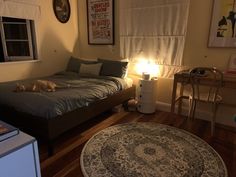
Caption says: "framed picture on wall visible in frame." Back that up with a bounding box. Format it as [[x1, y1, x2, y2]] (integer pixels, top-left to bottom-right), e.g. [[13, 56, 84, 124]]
[[87, 0, 114, 45], [208, 0, 236, 47], [53, 0, 71, 23]]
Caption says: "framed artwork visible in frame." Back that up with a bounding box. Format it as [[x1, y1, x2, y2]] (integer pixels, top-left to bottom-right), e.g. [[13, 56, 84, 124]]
[[53, 0, 71, 23], [208, 0, 236, 47], [87, 0, 114, 45]]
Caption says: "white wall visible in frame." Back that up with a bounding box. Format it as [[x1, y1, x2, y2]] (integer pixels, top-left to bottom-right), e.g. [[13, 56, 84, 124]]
[[76, 0, 236, 127], [0, 0, 235, 127], [159, 0, 236, 127], [0, 0, 79, 82], [74, 0, 120, 59]]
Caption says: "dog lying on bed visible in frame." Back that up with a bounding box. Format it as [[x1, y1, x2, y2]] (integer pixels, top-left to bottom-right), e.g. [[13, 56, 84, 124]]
[[14, 80, 57, 92]]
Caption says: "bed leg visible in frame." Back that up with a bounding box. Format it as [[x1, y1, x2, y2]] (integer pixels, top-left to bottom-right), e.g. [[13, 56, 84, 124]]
[[122, 101, 129, 111], [47, 140, 54, 156]]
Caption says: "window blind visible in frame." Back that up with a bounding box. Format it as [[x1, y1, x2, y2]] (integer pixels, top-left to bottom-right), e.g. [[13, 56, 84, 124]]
[[119, 0, 190, 78], [0, 0, 40, 20]]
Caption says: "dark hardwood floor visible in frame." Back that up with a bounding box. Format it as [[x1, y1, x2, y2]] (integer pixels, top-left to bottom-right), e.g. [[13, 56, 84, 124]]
[[39, 110, 236, 177]]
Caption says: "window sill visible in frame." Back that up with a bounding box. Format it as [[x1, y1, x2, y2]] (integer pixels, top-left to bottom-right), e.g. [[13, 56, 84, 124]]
[[0, 59, 41, 65]]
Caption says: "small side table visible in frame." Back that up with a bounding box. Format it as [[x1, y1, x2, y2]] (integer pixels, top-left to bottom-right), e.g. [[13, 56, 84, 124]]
[[0, 131, 41, 177], [137, 78, 158, 114]]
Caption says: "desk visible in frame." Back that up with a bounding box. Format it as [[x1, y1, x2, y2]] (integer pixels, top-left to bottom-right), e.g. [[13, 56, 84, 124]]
[[171, 70, 236, 114]]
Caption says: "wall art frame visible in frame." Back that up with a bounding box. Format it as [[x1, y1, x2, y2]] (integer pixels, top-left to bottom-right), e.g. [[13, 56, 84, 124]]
[[53, 0, 71, 23], [208, 0, 236, 47], [87, 0, 114, 45]]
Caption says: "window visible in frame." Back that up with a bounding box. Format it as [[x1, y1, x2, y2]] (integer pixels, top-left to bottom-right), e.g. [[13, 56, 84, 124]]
[[119, 0, 190, 78], [0, 17, 37, 62]]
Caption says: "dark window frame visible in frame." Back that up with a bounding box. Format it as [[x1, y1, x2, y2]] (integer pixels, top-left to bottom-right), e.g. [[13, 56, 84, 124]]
[[0, 16, 37, 62]]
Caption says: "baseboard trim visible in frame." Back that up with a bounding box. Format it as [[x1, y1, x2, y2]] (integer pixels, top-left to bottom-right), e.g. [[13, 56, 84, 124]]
[[156, 101, 236, 129], [155, 101, 171, 113], [216, 123, 236, 133]]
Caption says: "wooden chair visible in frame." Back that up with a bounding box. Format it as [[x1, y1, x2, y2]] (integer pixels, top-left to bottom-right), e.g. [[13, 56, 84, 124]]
[[188, 67, 223, 135]]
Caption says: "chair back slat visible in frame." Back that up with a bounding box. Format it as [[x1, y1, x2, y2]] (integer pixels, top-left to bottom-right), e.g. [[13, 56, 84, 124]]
[[189, 67, 223, 103]]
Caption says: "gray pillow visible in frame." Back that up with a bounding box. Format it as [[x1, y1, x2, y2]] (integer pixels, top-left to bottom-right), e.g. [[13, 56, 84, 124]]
[[98, 58, 128, 78], [79, 63, 102, 76], [66, 57, 98, 73]]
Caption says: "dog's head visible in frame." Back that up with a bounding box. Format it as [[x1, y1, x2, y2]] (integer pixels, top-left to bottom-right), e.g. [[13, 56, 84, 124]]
[[14, 83, 26, 92]]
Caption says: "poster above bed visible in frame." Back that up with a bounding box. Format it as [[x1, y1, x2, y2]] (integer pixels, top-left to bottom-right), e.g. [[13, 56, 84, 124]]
[[87, 0, 114, 45]]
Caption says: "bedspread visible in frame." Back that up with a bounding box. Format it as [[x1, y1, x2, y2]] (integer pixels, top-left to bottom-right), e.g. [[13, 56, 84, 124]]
[[0, 72, 129, 119]]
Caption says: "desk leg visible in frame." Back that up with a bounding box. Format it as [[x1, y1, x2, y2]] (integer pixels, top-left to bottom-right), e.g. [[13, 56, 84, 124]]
[[177, 84, 184, 115], [171, 78, 178, 113]]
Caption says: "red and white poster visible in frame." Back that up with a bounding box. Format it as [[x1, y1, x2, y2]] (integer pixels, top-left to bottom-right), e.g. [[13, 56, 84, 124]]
[[87, 0, 114, 45]]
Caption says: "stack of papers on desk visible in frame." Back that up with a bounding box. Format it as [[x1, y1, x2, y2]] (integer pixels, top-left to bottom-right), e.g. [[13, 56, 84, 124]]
[[0, 120, 19, 142]]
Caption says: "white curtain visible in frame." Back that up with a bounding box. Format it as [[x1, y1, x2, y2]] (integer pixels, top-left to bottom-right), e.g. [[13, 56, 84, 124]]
[[120, 0, 190, 78], [0, 0, 40, 20]]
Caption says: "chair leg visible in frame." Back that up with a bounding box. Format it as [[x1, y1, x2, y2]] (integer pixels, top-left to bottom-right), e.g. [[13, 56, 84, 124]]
[[192, 100, 197, 120], [211, 104, 218, 136], [188, 98, 193, 119]]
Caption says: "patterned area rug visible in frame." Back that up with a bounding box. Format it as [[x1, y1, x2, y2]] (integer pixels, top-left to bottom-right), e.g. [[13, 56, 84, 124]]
[[80, 123, 228, 177]]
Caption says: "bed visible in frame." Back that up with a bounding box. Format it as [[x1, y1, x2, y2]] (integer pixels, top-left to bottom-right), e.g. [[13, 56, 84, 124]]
[[0, 58, 135, 155]]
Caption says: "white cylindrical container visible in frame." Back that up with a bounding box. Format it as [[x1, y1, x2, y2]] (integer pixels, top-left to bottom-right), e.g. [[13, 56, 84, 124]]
[[137, 78, 157, 114], [142, 72, 150, 80]]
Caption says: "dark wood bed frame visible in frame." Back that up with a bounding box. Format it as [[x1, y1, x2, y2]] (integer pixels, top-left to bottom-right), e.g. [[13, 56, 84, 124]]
[[0, 85, 135, 155]]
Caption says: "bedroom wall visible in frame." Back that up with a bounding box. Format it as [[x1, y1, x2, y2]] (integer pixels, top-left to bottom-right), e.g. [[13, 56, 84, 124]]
[[74, 0, 120, 59], [0, 0, 79, 82], [76, 0, 236, 127], [157, 0, 236, 127]]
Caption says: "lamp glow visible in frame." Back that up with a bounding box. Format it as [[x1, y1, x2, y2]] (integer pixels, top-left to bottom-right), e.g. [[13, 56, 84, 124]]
[[135, 58, 160, 78]]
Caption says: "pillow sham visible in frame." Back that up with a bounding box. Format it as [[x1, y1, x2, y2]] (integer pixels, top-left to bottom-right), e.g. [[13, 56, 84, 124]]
[[79, 63, 102, 76], [66, 57, 98, 73], [66, 57, 81, 72], [98, 58, 128, 78]]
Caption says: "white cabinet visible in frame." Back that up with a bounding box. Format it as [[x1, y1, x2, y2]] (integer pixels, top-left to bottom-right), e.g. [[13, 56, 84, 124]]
[[137, 79, 157, 114], [0, 131, 41, 177]]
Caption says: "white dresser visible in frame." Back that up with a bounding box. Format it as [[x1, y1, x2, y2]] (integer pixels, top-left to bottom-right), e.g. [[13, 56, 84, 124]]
[[0, 131, 41, 177], [137, 79, 157, 114]]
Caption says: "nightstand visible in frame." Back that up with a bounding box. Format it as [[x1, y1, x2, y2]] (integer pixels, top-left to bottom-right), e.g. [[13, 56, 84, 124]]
[[0, 131, 41, 177], [137, 79, 157, 114]]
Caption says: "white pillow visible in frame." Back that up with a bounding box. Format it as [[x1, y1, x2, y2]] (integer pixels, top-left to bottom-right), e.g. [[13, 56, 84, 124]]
[[79, 63, 102, 76]]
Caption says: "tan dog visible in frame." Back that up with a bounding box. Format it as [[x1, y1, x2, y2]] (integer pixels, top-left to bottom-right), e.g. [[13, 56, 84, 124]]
[[15, 80, 57, 92]]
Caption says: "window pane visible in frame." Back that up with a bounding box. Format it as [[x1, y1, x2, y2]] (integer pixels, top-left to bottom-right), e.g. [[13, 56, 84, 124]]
[[6, 41, 30, 56], [2, 17, 26, 23], [4, 24, 28, 39]]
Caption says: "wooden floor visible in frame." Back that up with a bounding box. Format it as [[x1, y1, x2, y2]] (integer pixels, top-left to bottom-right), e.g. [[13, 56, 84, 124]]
[[39, 110, 236, 177]]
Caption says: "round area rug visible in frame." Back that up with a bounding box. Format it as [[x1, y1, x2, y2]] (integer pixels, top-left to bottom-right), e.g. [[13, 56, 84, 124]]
[[80, 123, 228, 177]]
